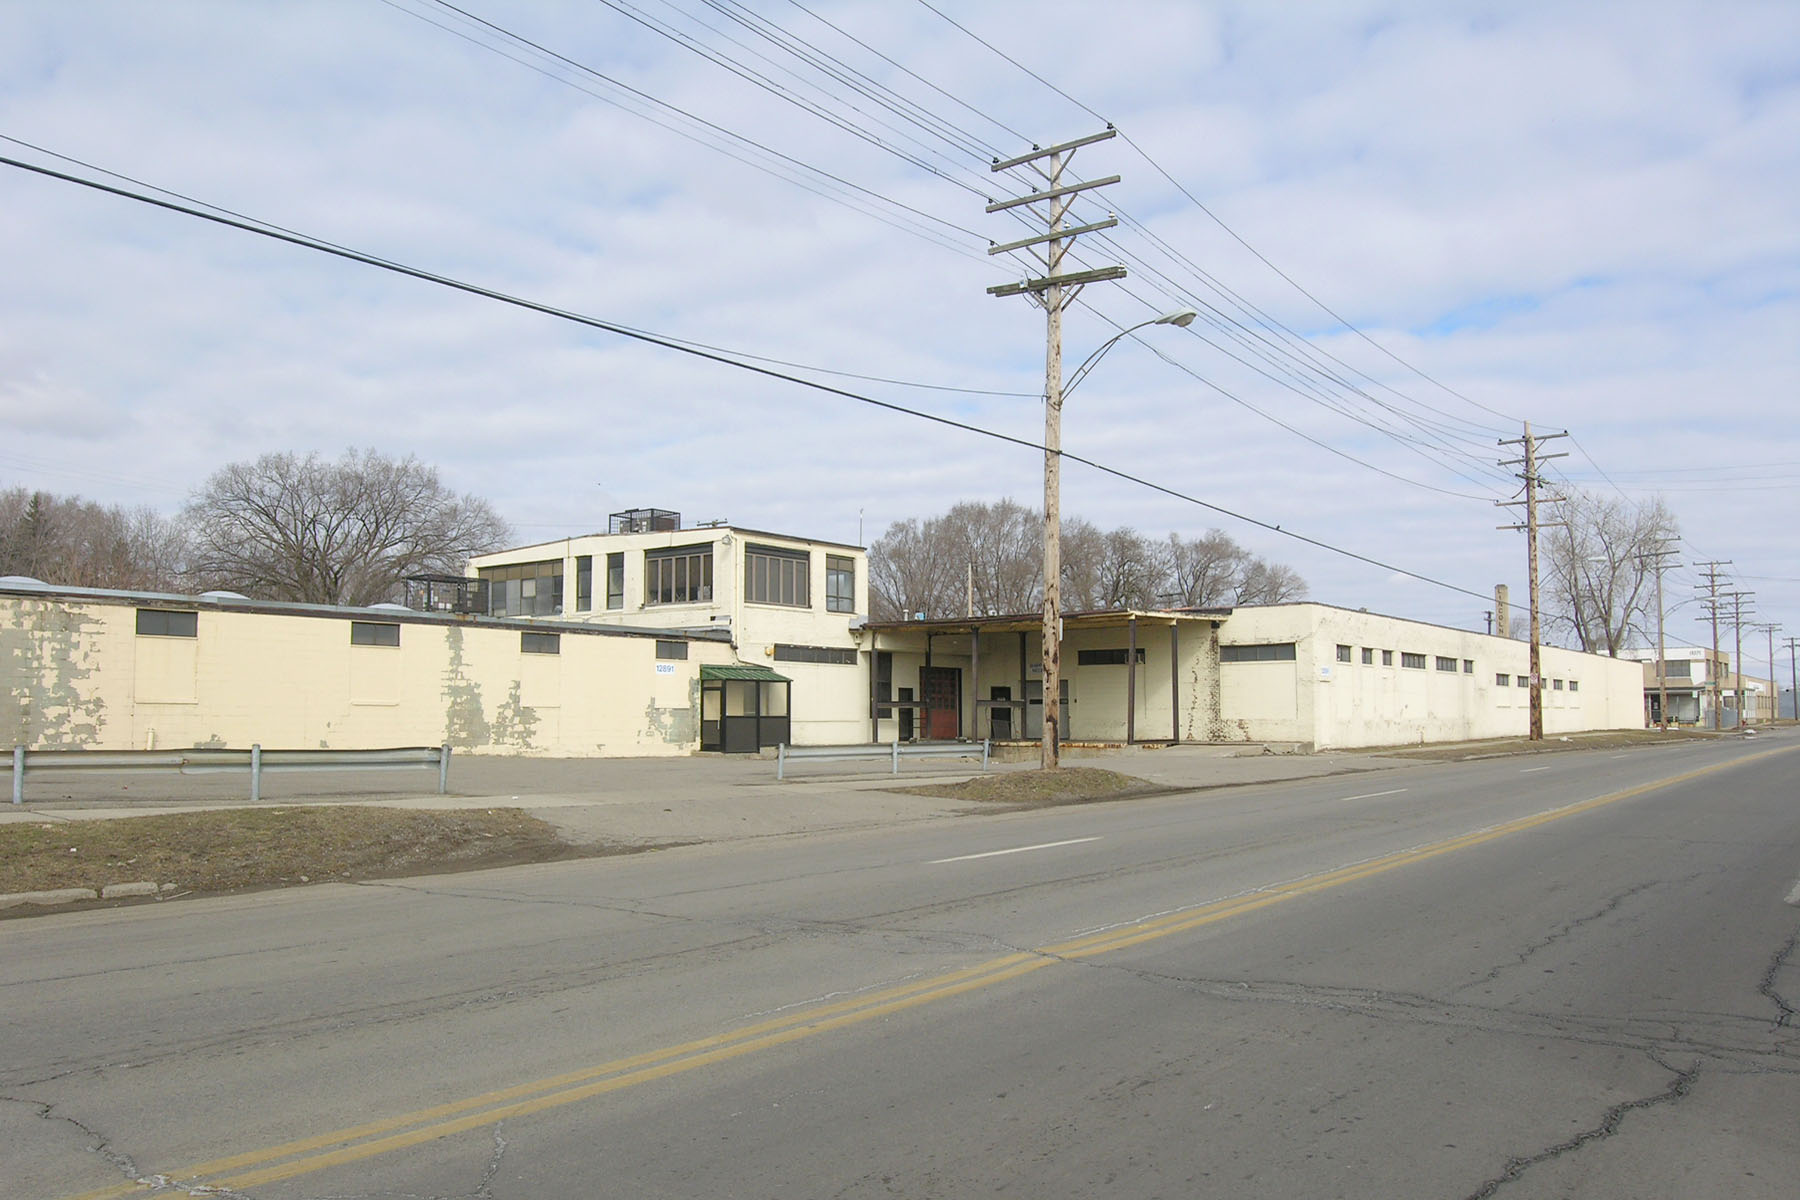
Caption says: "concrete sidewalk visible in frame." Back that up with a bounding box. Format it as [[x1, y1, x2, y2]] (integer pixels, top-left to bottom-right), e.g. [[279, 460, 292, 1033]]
[[0, 743, 1420, 847]]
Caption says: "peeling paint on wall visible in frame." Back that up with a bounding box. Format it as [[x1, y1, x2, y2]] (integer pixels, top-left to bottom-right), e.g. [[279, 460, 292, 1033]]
[[1201, 625, 1231, 741], [643, 676, 700, 746], [0, 600, 107, 748], [490, 680, 538, 750], [440, 628, 490, 749]]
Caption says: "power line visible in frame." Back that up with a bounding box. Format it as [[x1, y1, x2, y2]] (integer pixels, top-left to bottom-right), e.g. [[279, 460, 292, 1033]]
[[0, 134, 1026, 401], [2, 150, 1507, 608]]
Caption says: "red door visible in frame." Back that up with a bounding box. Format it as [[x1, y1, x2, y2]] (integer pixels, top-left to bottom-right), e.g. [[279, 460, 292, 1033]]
[[920, 666, 961, 740]]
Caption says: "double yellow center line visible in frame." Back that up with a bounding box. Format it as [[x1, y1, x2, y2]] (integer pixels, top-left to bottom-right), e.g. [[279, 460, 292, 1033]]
[[66, 744, 1794, 1198]]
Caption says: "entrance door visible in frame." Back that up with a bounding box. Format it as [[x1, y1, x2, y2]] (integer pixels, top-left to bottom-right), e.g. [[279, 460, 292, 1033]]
[[989, 686, 1013, 740], [898, 687, 915, 742], [920, 666, 961, 740]]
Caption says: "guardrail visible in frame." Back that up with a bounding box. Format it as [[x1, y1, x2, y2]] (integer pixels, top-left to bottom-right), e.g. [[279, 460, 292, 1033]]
[[7, 745, 452, 805], [776, 739, 989, 780]]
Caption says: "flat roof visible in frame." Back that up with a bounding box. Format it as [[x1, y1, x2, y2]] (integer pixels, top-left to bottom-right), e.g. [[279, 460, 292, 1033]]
[[0, 580, 731, 643]]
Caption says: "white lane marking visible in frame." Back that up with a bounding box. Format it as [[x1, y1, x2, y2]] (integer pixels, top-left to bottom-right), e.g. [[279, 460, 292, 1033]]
[[1520, 766, 1551, 773], [1786, 879, 1800, 907], [931, 837, 1101, 864], [1339, 788, 1408, 802], [1609, 753, 1631, 759]]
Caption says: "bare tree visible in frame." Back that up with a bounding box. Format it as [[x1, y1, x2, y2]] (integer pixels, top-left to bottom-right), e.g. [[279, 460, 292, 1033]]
[[1087, 527, 1166, 610], [185, 449, 510, 606], [1542, 489, 1677, 656], [1165, 530, 1248, 607], [868, 516, 961, 621], [0, 487, 190, 591], [1233, 558, 1308, 605], [869, 501, 1306, 619], [951, 499, 1041, 616]]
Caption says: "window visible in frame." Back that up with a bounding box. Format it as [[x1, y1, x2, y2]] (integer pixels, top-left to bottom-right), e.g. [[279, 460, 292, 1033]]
[[606, 552, 624, 610], [1463, 659, 1475, 674], [1517, 675, 1529, 688], [1569, 680, 1580, 692], [351, 621, 400, 646], [136, 609, 197, 638], [1382, 649, 1394, 666], [1401, 652, 1426, 670], [1496, 673, 1510, 687], [1220, 643, 1297, 662], [1362, 647, 1373, 665], [747, 545, 809, 607], [826, 554, 856, 613], [1078, 648, 1147, 666], [481, 559, 563, 617], [773, 643, 856, 665], [522, 632, 560, 655], [655, 640, 688, 660], [1553, 678, 1564, 690], [575, 556, 592, 612], [1336, 644, 1353, 663], [646, 545, 712, 605], [1661, 659, 1692, 678], [1435, 656, 1458, 673]]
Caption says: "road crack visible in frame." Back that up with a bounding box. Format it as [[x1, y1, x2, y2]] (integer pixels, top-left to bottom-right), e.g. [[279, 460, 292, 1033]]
[[1759, 932, 1798, 1029], [1461, 879, 1666, 991], [1460, 1059, 1701, 1199]]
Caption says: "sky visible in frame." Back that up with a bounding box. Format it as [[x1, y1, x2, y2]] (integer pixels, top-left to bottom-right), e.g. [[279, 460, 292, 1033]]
[[2, 0, 1796, 676]]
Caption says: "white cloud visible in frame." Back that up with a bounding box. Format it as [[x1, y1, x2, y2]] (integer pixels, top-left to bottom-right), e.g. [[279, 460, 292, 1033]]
[[0, 0, 1794, 641]]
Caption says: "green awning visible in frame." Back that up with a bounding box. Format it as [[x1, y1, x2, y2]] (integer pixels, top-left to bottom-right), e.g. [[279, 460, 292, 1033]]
[[700, 664, 791, 682]]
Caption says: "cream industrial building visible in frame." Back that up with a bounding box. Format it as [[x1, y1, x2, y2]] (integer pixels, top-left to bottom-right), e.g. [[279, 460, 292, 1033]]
[[3, 509, 1647, 757]]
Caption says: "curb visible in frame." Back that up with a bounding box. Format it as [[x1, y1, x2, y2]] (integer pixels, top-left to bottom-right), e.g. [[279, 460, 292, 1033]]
[[1, 881, 173, 909]]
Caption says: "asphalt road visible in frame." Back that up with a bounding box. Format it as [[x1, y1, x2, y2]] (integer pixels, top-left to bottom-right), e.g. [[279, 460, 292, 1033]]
[[4, 733, 1797, 1199]]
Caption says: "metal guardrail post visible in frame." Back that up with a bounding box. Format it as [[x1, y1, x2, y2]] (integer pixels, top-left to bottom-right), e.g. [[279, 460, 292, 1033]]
[[891, 736, 900, 775], [12, 745, 22, 805], [250, 743, 262, 803], [777, 743, 787, 781], [438, 744, 451, 794]]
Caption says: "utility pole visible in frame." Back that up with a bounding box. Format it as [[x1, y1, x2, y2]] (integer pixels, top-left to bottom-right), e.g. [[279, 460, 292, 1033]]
[[1750, 623, 1779, 725], [1720, 589, 1754, 729], [986, 128, 1125, 770], [1784, 635, 1799, 722], [1497, 422, 1567, 741], [1694, 561, 1731, 730], [1637, 540, 1679, 730]]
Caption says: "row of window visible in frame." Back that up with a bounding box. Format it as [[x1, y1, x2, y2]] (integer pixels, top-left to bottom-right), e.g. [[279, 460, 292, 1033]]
[[483, 546, 858, 616], [1337, 644, 1474, 673], [134, 609, 694, 661], [1495, 673, 1580, 691]]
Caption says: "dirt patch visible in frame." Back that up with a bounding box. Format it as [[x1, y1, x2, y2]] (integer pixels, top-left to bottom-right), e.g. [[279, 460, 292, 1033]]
[[895, 767, 1164, 807], [0, 806, 665, 912], [1368, 727, 1729, 762]]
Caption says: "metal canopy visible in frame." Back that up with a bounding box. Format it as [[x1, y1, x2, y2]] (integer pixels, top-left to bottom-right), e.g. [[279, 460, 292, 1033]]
[[700, 664, 791, 682]]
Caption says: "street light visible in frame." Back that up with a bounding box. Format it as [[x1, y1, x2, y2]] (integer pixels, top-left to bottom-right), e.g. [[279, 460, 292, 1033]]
[[1038, 306, 1199, 771], [1064, 308, 1199, 396]]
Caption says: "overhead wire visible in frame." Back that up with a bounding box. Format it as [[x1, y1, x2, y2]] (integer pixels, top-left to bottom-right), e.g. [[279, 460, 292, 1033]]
[[0, 134, 1028, 402], [385, 1, 985, 256], [0, 150, 1513, 608]]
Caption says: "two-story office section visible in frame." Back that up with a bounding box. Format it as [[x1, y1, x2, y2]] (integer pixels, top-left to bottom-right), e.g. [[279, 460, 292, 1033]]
[[468, 509, 868, 751]]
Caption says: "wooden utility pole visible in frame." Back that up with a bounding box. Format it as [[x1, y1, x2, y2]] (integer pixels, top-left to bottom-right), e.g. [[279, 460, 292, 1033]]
[[986, 128, 1125, 770], [1694, 561, 1731, 730], [1498, 422, 1567, 741], [1637, 541, 1679, 729], [1751, 623, 1779, 725], [1784, 635, 1799, 722], [1723, 590, 1755, 727]]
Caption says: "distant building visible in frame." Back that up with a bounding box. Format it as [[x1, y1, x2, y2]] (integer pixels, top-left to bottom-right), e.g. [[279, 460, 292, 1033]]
[[1624, 646, 1770, 726]]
